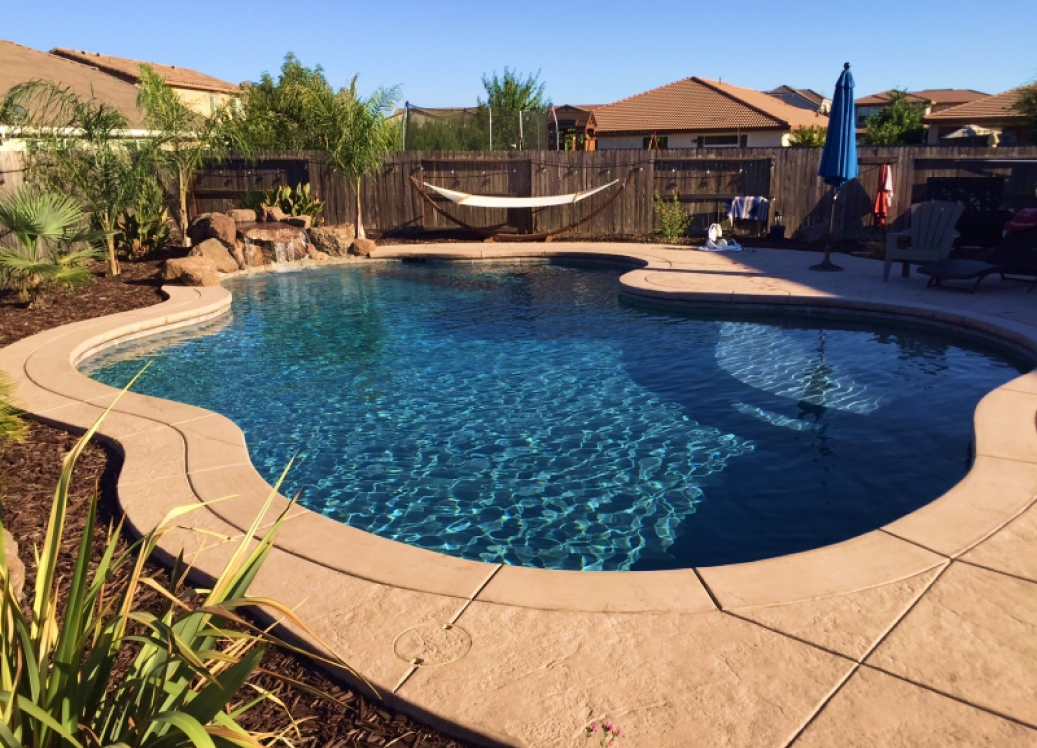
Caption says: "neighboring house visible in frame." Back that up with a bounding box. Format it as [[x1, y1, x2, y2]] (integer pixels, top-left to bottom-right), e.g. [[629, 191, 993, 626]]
[[923, 84, 1037, 146], [765, 85, 831, 114], [588, 77, 828, 150], [0, 39, 145, 150], [854, 89, 988, 130], [49, 48, 240, 116]]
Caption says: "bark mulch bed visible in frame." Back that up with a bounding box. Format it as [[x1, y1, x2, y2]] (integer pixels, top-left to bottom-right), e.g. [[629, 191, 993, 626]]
[[0, 252, 473, 748]]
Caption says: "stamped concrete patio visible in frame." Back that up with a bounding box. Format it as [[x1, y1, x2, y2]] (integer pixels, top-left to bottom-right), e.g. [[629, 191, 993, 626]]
[[2, 243, 1036, 747]]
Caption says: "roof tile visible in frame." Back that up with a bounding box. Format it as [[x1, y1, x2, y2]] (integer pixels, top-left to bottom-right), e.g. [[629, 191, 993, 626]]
[[50, 48, 239, 94], [924, 84, 1035, 122]]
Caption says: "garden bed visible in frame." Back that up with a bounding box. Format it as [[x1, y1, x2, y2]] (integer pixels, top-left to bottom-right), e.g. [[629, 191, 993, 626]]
[[0, 252, 471, 748]]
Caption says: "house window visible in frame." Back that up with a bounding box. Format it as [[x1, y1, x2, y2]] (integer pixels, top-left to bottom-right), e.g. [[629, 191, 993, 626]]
[[698, 134, 746, 148], [856, 106, 882, 128], [643, 136, 668, 149]]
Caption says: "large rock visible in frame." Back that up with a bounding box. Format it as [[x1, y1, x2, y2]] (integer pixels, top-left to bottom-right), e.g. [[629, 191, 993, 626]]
[[162, 257, 220, 286], [309, 224, 356, 257], [286, 215, 312, 230], [187, 213, 236, 247], [351, 237, 376, 257], [263, 206, 289, 223], [227, 208, 257, 223], [3, 528, 24, 601], [189, 238, 240, 273]]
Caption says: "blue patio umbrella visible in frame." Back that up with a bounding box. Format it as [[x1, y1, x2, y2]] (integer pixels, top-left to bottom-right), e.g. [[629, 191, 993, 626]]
[[811, 63, 859, 271]]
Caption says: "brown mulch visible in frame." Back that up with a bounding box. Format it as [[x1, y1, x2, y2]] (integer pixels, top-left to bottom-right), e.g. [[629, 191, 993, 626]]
[[0, 250, 473, 748]]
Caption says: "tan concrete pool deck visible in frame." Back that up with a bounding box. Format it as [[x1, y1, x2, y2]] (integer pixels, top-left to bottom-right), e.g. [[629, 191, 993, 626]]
[[3, 243, 1037, 746]]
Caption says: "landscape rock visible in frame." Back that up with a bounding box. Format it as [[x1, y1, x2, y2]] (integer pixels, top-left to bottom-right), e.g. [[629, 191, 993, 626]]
[[306, 247, 329, 261], [162, 257, 220, 286], [187, 212, 236, 247], [189, 238, 240, 273], [3, 528, 24, 601], [351, 237, 377, 257], [309, 224, 356, 256], [227, 208, 257, 223], [263, 206, 289, 222], [231, 244, 247, 270], [287, 215, 312, 230]]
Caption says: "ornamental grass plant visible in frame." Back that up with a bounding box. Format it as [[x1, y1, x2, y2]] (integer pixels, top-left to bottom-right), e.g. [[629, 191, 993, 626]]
[[0, 381, 365, 748]]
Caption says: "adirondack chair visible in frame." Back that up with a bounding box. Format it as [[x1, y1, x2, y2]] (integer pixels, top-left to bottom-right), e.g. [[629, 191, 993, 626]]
[[883, 201, 965, 281]]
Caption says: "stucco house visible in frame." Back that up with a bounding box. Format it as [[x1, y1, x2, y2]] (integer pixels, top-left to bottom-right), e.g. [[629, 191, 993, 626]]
[[854, 89, 988, 130], [923, 84, 1036, 146], [49, 48, 240, 116], [0, 39, 146, 150], [587, 77, 828, 150]]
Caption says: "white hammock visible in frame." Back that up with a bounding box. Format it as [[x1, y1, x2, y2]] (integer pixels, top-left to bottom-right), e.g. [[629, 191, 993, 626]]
[[423, 180, 619, 209]]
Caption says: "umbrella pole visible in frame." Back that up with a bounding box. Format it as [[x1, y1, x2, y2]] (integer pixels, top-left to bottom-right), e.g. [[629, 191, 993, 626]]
[[810, 186, 844, 271]]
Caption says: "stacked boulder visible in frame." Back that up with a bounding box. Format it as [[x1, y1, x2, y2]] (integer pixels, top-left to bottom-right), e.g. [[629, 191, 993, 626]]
[[161, 209, 375, 286]]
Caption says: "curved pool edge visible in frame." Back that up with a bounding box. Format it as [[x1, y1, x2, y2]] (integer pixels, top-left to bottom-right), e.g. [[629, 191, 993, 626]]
[[4, 244, 1037, 745]]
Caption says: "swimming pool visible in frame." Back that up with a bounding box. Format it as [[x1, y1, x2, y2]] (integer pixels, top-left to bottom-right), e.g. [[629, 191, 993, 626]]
[[82, 262, 1032, 571]]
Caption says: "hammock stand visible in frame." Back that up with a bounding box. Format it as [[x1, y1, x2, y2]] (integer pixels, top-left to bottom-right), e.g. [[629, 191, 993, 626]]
[[409, 168, 640, 242]]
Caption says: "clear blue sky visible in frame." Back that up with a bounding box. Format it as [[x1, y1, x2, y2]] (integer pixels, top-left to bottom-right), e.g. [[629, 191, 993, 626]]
[[6, 0, 1036, 107]]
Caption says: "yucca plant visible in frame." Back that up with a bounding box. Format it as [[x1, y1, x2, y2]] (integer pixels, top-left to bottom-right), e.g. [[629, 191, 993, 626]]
[[0, 373, 28, 444], [0, 380, 368, 748], [0, 187, 104, 309]]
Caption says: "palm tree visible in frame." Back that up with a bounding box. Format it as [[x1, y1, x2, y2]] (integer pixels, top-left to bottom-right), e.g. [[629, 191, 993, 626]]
[[0, 187, 104, 308], [136, 64, 230, 246], [300, 76, 399, 239], [2, 80, 157, 276]]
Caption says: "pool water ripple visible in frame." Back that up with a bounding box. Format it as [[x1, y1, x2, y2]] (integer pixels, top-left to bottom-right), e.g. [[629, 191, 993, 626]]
[[82, 263, 1031, 570]]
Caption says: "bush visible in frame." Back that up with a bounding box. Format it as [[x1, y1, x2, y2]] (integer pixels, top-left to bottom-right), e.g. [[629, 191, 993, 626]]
[[653, 191, 692, 242], [242, 182, 324, 226], [0, 187, 103, 308], [0, 381, 365, 748], [788, 125, 826, 147], [118, 179, 171, 260]]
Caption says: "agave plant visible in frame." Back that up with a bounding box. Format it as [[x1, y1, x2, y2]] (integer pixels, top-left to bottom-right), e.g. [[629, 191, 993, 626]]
[[0, 187, 104, 308], [0, 378, 368, 748]]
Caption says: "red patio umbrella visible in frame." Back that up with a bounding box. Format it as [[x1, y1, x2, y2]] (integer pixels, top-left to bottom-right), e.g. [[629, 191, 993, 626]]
[[872, 163, 893, 228]]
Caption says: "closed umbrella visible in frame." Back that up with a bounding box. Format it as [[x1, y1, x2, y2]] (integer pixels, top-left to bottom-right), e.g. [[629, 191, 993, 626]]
[[872, 163, 893, 228], [811, 62, 859, 272]]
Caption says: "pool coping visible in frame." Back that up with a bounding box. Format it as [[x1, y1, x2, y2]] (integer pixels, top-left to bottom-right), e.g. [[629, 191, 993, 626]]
[[3, 243, 1037, 744]]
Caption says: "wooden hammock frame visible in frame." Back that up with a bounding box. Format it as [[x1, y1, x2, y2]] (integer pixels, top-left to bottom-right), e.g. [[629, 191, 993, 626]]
[[409, 168, 640, 242]]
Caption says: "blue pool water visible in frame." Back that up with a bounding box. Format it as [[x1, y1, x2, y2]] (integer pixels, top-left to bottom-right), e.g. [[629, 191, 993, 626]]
[[83, 262, 1032, 571]]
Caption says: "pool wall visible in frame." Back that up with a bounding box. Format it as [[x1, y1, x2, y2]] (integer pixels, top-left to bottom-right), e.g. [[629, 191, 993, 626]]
[[4, 244, 1037, 745]]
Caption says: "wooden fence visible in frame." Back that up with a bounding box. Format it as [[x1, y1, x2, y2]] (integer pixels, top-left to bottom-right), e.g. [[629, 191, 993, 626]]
[[4, 146, 1036, 244]]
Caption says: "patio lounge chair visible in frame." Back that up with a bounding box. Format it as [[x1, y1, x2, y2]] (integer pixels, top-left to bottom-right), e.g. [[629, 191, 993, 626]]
[[917, 228, 1037, 293], [883, 201, 965, 281]]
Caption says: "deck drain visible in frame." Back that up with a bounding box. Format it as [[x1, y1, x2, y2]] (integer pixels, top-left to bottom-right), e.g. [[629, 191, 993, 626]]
[[392, 621, 472, 667]]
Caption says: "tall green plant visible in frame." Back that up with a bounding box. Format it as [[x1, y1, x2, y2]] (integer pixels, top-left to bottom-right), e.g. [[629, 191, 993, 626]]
[[0, 382, 367, 748], [864, 90, 926, 146], [0, 187, 103, 308], [788, 125, 827, 147], [1, 81, 158, 276], [0, 374, 28, 444], [299, 77, 399, 239], [137, 65, 231, 246]]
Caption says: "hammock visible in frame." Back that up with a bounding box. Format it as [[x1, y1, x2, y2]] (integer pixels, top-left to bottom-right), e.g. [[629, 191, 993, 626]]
[[409, 169, 639, 242], [422, 180, 619, 208]]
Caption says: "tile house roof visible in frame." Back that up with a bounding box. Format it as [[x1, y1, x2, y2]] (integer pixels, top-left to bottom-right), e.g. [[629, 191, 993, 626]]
[[0, 39, 144, 127], [856, 89, 988, 107], [924, 84, 1035, 122], [767, 85, 828, 107], [50, 48, 239, 94], [592, 77, 827, 134]]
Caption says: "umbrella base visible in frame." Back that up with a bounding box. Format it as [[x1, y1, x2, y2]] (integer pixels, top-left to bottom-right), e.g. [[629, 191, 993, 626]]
[[809, 259, 844, 272]]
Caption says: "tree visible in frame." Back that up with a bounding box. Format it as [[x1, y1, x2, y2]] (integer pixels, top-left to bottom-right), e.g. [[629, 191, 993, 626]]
[[788, 125, 827, 147], [224, 53, 330, 151], [137, 64, 230, 245], [478, 68, 549, 150], [0, 187, 103, 308], [864, 90, 926, 146], [299, 76, 399, 239], [1, 81, 156, 275], [1012, 84, 1037, 142]]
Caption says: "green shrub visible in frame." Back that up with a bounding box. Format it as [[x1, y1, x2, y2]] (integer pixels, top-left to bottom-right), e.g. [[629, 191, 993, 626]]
[[653, 191, 692, 242], [0, 379, 366, 748], [118, 179, 171, 260], [788, 125, 827, 147], [241, 183, 325, 226], [0, 187, 104, 308]]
